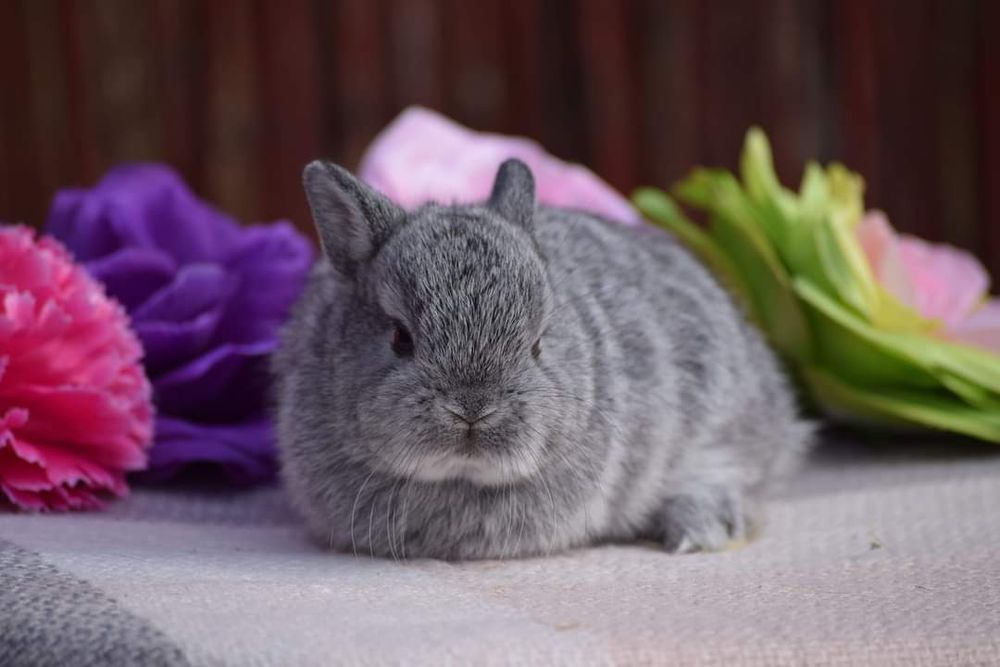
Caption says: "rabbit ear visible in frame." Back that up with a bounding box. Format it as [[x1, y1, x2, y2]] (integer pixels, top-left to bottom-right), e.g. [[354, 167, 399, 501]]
[[488, 159, 536, 232], [302, 160, 403, 277]]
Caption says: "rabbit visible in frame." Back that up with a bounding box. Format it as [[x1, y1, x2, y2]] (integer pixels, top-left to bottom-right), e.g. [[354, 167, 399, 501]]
[[273, 157, 812, 560]]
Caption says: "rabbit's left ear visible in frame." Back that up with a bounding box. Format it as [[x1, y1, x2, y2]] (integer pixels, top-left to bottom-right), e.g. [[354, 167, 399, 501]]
[[488, 158, 536, 232]]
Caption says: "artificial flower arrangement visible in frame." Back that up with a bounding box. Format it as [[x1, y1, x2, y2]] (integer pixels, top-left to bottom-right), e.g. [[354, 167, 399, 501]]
[[47, 166, 314, 484], [1, 107, 997, 512], [634, 129, 1000, 442], [2, 168, 313, 510], [0, 226, 152, 509]]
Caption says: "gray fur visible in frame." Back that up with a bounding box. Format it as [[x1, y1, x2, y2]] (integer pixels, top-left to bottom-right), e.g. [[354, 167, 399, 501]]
[[488, 159, 536, 232], [274, 158, 812, 560]]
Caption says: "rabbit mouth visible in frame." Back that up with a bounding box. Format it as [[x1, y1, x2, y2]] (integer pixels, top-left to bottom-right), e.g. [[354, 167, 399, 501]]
[[403, 447, 541, 486]]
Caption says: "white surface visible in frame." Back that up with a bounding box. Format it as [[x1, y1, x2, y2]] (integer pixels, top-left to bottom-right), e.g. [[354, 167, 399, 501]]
[[2, 438, 999, 666]]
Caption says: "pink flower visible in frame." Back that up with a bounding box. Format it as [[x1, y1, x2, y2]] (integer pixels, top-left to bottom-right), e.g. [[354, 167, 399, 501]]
[[857, 211, 1000, 354], [0, 225, 153, 510], [359, 106, 641, 224]]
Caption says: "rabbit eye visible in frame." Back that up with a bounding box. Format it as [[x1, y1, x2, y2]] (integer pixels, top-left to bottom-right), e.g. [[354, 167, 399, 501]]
[[531, 338, 542, 360], [391, 323, 414, 357]]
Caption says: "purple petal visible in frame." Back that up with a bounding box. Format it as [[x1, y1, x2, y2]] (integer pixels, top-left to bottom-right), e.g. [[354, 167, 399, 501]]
[[133, 264, 235, 322], [47, 189, 129, 260], [219, 222, 315, 344], [130, 265, 236, 373], [140, 415, 276, 484], [152, 340, 275, 420], [85, 247, 178, 310], [48, 164, 243, 264], [134, 310, 225, 376], [45, 162, 316, 487]]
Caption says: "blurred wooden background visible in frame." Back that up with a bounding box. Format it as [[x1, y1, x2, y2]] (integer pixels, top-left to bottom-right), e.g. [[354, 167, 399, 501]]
[[1, 0, 998, 275]]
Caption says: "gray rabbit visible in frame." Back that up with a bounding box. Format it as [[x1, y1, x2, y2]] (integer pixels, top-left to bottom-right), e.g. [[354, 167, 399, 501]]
[[274, 158, 812, 560]]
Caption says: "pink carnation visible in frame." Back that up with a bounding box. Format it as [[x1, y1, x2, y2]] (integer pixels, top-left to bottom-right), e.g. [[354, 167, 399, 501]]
[[359, 106, 641, 224], [0, 225, 153, 510], [857, 211, 1000, 354]]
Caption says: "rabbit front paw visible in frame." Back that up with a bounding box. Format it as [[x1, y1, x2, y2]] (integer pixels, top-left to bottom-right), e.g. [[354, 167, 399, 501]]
[[656, 488, 752, 554]]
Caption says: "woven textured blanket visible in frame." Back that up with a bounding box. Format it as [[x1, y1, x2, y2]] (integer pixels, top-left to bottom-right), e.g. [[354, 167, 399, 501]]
[[2, 438, 999, 666]]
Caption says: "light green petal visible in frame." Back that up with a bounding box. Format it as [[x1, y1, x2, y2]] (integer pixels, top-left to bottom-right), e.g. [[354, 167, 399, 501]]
[[804, 366, 1000, 443], [811, 209, 880, 318], [738, 128, 799, 246], [826, 163, 865, 227], [741, 128, 784, 204], [871, 288, 935, 335], [917, 339, 1000, 398], [737, 131, 882, 325], [672, 168, 731, 209], [812, 162, 929, 335], [939, 372, 1000, 411], [795, 278, 1000, 406], [675, 171, 812, 362], [794, 278, 940, 388], [632, 188, 749, 305], [785, 162, 827, 272]]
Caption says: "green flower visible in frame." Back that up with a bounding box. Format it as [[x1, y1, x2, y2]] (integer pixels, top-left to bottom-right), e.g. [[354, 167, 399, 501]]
[[633, 128, 1000, 443]]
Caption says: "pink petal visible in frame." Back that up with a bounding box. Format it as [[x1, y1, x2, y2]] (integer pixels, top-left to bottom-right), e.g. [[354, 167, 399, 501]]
[[2, 385, 148, 469], [0, 226, 153, 512], [358, 106, 641, 224], [856, 211, 993, 329], [856, 211, 918, 308], [1, 485, 52, 511], [947, 299, 1000, 355], [898, 235, 990, 328], [0, 438, 50, 490]]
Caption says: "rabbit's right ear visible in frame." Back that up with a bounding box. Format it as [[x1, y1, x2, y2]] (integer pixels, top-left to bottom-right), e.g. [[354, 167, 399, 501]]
[[302, 161, 404, 277]]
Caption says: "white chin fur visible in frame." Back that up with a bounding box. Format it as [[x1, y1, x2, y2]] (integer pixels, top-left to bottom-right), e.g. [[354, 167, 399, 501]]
[[405, 451, 540, 486]]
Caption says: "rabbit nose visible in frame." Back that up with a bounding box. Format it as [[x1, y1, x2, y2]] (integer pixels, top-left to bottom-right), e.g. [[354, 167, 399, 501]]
[[443, 403, 498, 426], [442, 391, 498, 426]]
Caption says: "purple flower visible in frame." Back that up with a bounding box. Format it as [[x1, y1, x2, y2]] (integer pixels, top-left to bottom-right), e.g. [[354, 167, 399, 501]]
[[46, 165, 314, 484]]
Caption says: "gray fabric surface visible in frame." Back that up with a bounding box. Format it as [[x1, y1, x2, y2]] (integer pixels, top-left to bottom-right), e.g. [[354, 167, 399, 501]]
[[0, 540, 188, 667], [1, 438, 999, 666]]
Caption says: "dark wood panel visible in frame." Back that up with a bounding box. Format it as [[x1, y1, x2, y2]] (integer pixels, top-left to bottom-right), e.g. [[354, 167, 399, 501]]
[[501, 0, 545, 142], [21, 0, 73, 219], [637, 0, 700, 189], [830, 0, 880, 196], [978, 0, 1000, 276], [872, 0, 937, 241], [1, 0, 997, 278], [203, 0, 260, 222], [577, 0, 639, 191], [327, 0, 391, 169], [149, 0, 204, 193], [933, 0, 978, 253], [253, 0, 322, 226], [58, 0, 100, 186], [0, 1, 41, 225], [536, 0, 588, 165], [443, 0, 508, 132], [386, 0, 445, 114], [699, 1, 762, 172]]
